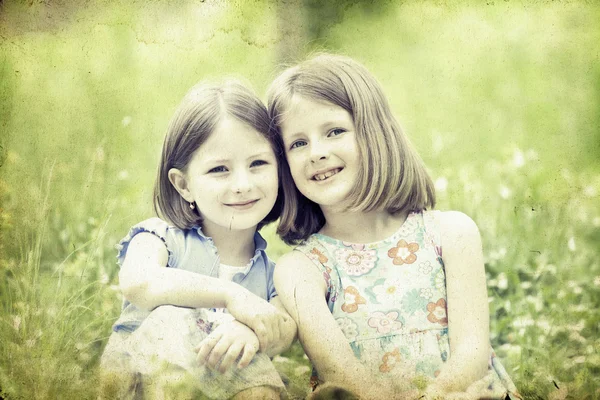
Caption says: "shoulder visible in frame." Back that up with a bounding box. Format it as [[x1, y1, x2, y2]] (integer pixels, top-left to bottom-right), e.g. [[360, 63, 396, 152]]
[[435, 210, 481, 240], [276, 250, 315, 273], [275, 249, 324, 282], [435, 211, 484, 269], [274, 249, 328, 297], [117, 217, 194, 268]]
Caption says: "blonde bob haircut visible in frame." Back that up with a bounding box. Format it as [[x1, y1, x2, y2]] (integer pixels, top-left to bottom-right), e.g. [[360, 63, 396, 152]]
[[268, 53, 436, 244], [154, 80, 286, 230]]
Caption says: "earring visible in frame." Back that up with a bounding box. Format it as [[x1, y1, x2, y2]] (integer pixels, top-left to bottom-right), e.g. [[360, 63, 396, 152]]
[[189, 202, 195, 210]]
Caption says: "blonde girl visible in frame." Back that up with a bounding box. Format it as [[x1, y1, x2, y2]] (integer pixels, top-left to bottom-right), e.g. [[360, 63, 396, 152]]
[[101, 80, 296, 400], [268, 54, 521, 400]]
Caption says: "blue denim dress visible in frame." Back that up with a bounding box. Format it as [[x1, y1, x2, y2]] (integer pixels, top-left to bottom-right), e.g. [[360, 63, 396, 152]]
[[100, 218, 284, 399]]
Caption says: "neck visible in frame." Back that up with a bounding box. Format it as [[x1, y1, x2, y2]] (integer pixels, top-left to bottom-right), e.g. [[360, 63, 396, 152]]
[[201, 223, 257, 267], [319, 207, 410, 244]]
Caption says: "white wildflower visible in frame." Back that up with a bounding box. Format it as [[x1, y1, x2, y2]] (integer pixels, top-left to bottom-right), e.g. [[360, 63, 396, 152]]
[[513, 317, 534, 328], [512, 149, 525, 168], [568, 237, 576, 252], [536, 319, 551, 334], [497, 272, 508, 290], [525, 295, 543, 312], [520, 281, 532, 290], [117, 170, 129, 180], [434, 177, 448, 192], [499, 186, 511, 199], [122, 116, 132, 127]]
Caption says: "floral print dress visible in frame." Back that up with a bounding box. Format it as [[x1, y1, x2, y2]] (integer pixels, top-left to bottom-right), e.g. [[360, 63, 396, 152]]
[[295, 210, 521, 399]]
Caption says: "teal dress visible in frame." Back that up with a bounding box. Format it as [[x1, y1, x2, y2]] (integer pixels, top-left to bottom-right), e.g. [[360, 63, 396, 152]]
[[295, 210, 521, 399]]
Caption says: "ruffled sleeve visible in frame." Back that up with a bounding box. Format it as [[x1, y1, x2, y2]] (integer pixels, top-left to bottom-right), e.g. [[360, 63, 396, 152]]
[[115, 217, 181, 268]]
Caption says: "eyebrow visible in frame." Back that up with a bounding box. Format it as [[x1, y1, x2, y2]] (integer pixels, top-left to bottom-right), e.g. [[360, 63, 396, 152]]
[[202, 151, 275, 165], [283, 119, 351, 140]]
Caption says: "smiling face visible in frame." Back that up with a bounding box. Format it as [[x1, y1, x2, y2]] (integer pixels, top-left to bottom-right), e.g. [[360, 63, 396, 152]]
[[170, 115, 279, 235], [279, 95, 360, 209]]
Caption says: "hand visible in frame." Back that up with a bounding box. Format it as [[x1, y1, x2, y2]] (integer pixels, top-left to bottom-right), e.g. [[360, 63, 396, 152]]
[[195, 320, 259, 373], [225, 290, 290, 352]]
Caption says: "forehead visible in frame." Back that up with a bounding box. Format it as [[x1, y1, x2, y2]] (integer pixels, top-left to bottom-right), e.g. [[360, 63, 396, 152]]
[[279, 95, 353, 136], [193, 115, 274, 161]]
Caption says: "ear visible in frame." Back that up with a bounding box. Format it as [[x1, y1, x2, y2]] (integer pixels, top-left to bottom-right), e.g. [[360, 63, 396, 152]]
[[168, 168, 194, 203]]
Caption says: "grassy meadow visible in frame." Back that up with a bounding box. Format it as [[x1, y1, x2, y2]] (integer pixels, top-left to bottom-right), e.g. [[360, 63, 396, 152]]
[[1, 1, 599, 398]]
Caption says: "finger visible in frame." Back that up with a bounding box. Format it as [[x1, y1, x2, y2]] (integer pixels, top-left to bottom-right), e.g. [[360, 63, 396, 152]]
[[218, 342, 244, 373], [196, 332, 222, 366], [237, 342, 258, 369], [254, 321, 269, 351], [206, 337, 232, 371]]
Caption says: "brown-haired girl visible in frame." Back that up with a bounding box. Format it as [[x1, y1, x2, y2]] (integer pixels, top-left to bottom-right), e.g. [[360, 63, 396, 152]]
[[268, 54, 521, 400], [100, 80, 295, 399]]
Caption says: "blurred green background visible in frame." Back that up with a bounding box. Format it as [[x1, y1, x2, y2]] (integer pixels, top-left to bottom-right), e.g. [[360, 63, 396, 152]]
[[1, 0, 599, 398]]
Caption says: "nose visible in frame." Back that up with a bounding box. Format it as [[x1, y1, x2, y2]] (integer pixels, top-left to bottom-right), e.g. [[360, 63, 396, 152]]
[[309, 139, 329, 164], [231, 169, 253, 194]]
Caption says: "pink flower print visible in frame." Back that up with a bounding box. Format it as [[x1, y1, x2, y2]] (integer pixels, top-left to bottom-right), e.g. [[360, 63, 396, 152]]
[[387, 240, 419, 265], [342, 242, 366, 251], [335, 247, 377, 276], [341, 286, 366, 313], [196, 318, 213, 334], [367, 311, 403, 334], [379, 348, 402, 373], [426, 298, 448, 326]]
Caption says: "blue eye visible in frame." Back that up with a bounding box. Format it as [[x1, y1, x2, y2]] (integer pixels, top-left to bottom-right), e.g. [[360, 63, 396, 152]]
[[328, 128, 345, 137], [290, 140, 307, 150], [208, 166, 228, 173], [250, 160, 268, 167]]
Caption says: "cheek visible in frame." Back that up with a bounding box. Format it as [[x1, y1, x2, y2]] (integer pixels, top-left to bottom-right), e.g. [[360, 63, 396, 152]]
[[256, 168, 279, 192], [285, 155, 305, 178]]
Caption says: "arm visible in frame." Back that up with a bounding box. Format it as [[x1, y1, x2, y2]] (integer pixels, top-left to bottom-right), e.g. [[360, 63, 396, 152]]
[[273, 251, 408, 399], [263, 296, 297, 357], [119, 232, 251, 310], [425, 211, 490, 396], [120, 232, 289, 350]]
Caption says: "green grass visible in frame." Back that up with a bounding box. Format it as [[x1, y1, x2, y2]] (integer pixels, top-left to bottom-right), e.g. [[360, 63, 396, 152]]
[[1, 1, 599, 399]]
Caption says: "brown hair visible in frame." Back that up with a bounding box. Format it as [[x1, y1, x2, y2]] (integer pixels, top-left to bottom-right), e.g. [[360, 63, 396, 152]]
[[154, 80, 286, 230], [267, 53, 436, 244]]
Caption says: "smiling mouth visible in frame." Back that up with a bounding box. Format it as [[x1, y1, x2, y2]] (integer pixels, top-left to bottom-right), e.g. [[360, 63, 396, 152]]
[[225, 200, 259, 209], [312, 168, 342, 181]]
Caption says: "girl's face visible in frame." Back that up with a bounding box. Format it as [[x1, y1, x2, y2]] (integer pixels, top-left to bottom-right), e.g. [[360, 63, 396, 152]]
[[177, 115, 279, 234], [279, 95, 360, 208]]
